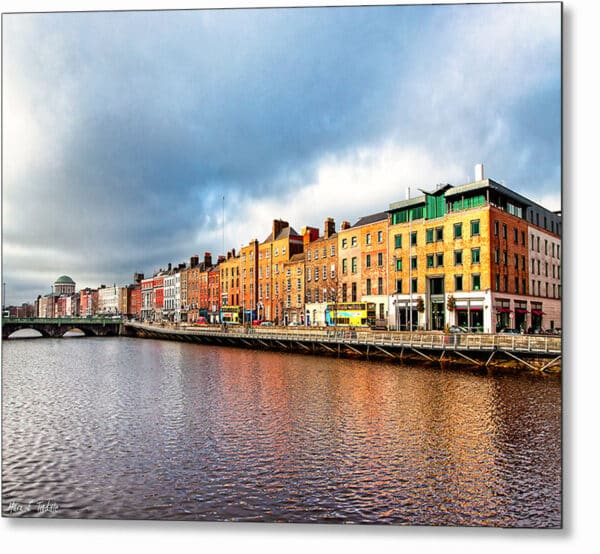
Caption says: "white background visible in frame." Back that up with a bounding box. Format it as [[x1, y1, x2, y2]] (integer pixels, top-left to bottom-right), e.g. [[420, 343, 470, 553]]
[[0, 0, 596, 552]]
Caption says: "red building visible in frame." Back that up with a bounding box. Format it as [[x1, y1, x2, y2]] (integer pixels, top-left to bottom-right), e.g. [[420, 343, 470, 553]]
[[207, 257, 224, 323]]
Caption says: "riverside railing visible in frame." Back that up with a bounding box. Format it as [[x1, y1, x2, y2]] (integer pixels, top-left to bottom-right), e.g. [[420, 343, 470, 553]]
[[129, 322, 561, 355]]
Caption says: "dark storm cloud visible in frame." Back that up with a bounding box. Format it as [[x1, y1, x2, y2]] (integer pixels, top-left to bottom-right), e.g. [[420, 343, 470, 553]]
[[2, 4, 561, 304]]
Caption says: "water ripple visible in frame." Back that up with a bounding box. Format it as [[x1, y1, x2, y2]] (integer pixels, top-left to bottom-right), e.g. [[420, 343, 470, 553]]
[[2, 337, 561, 526]]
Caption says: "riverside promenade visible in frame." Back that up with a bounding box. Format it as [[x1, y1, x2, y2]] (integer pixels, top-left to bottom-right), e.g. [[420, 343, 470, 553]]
[[123, 322, 562, 373]]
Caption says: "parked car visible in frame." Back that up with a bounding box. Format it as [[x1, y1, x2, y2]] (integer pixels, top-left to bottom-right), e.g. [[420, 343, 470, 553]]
[[195, 317, 208, 325], [287, 321, 300, 326], [252, 319, 264, 326], [500, 328, 521, 334], [260, 321, 274, 326], [448, 325, 468, 333]]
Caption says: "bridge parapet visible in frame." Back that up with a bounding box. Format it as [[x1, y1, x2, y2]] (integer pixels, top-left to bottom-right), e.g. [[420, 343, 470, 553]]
[[2, 317, 123, 339]]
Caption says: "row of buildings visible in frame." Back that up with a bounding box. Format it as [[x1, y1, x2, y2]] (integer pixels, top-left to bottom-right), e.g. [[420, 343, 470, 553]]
[[28, 165, 562, 333]]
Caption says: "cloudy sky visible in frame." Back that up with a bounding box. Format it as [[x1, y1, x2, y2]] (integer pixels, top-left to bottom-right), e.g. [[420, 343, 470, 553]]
[[2, 2, 561, 305]]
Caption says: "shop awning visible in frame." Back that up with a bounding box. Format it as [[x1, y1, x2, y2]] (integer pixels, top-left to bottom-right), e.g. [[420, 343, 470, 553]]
[[531, 309, 546, 315], [515, 308, 528, 314], [496, 308, 512, 313], [456, 306, 483, 311]]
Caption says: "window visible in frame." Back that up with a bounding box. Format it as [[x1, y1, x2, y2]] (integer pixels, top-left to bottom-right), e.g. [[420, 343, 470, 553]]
[[454, 223, 462, 239], [411, 231, 417, 246], [342, 259, 347, 274], [396, 258, 403, 271], [545, 262, 548, 277], [412, 278, 418, 293], [471, 220, 480, 236], [351, 282, 357, 302], [314, 289, 319, 303], [521, 231, 525, 245], [436, 253, 444, 267], [502, 223, 507, 239], [531, 234, 535, 250], [427, 254, 434, 268], [395, 279, 402, 293], [342, 284, 347, 302], [545, 240, 548, 255], [297, 278, 301, 291], [378, 277, 383, 294], [307, 268, 312, 281], [351, 236, 357, 247], [366, 279, 372, 295], [323, 264, 327, 281], [342, 238, 347, 249], [351, 257, 357, 273], [314, 267, 319, 281], [455, 275, 463, 291], [366, 233, 371, 245], [331, 245, 336, 256], [472, 274, 481, 291], [314, 249, 319, 260], [377, 230, 383, 243], [531, 259, 535, 274], [537, 237, 540, 252], [307, 250, 311, 261], [515, 277, 519, 293], [366, 254, 371, 268], [306, 290, 311, 303], [454, 250, 463, 265], [331, 264, 336, 279], [377, 252, 383, 266], [436, 227, 443, 242], [504, 276, 508, 292], [494, 220, 499, 236], [411, 256, 417, 270], [503, 250, 507, 266], [472, 248, 481, 264], [426, 228, 434, 243], [495, 274, 500, 291], [394, 234, 402, 249], [514, 254, 519, 268], [494, 248, 500, 264]]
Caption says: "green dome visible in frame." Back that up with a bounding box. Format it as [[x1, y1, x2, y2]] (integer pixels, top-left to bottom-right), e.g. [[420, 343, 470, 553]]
[[54, 275, 75, 284]]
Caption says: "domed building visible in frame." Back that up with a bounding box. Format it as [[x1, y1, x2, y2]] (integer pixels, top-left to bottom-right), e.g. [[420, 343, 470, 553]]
[[53, 275, 76, 296]]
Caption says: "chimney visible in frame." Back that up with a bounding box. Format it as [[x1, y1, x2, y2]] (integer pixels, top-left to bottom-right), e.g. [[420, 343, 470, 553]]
[[190, 255, 199, 268], [324, 217, 336, 238], [133, 272, 144, 284], [341, 220, 351, 230], [475, 163, 484, 181], [231, 248, 236, 258], [302, 226, 319, 246], [272, 219, 288, 240], [167, 262, 172, 271], [218, 255, 226, 264], [203, 252, 212, 267]]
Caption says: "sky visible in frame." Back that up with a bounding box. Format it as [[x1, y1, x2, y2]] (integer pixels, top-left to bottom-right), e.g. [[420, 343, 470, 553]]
[[1, 1, 562, 305]]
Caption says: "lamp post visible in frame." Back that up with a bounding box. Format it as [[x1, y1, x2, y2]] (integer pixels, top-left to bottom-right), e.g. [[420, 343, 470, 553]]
[[408, 187, 413, 332]]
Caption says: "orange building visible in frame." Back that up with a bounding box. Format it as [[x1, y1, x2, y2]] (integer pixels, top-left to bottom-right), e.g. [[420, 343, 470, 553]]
[[387, 168, 561, 332], [219, 249, 241, 316], [256, 220, 304, 323], [240, 239, 259, 323], [303, 218, 338, 326]]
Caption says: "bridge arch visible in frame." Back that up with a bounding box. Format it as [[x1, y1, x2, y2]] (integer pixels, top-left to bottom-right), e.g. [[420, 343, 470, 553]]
[[56, 326, 97, 337], [4, 325, 52, 339]]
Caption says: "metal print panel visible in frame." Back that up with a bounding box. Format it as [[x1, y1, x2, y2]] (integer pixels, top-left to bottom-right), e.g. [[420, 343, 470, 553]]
[[1, 2, 562, 528]]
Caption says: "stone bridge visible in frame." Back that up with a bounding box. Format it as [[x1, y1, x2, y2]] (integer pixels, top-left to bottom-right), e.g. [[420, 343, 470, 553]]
[[2, 317, 122, 339]]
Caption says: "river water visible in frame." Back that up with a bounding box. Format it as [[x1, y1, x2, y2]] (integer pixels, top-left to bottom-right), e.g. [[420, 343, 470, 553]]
[[2, 334, 561, 527]]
